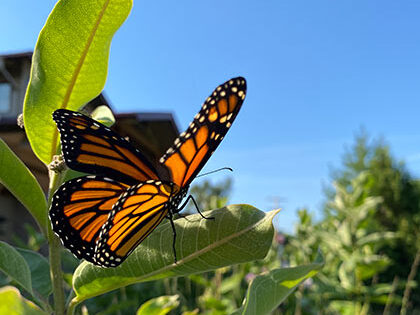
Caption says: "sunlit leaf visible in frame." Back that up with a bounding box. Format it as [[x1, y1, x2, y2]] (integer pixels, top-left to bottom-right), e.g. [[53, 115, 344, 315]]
[[136, 295, 179, 315], [356, 255, 390, 280], [0, 286, 46, 315], [23, 0, 132, 165], [91, 105, 115, 127], [232, 260, 323, 315], [356, 232, 397, 247]]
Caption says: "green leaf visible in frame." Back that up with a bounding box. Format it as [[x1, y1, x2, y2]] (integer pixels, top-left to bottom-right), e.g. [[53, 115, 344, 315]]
[[356, 255, 390, 280], [365, 283, 395, 296], [220, 272, 245, 294], [356, 231, 397, 247], [329, 301, 357, 315], [91, 105, 115, 127], [136, 295, 180, 315], [23, 0, 132, 165], [0, 139, 47, 234], [0, 286, 46, 315], [16, 248, 52, 298], [0, 242, 33, 295], [232, 261, 323, 315], [72, 205, 278, 303]]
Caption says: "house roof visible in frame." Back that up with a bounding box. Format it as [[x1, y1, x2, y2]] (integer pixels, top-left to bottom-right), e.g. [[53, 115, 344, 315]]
[[0, 51, 180, 191]]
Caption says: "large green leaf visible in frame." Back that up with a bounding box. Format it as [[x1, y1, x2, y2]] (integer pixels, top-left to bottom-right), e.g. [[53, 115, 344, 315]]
[[0, 286, 46, 315], [23, 0, 132, 165], [16, 248, 52, 298], [233, 261, 324, 315], [0, 139, 47, 233], [0, 242, 32, 296], [72, 205, 278, 303]]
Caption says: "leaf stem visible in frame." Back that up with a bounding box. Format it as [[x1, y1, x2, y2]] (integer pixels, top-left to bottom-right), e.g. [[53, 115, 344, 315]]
[[47, 169, 66, 315], [400, 249, 420, 315], [67, 297, 80, 315]]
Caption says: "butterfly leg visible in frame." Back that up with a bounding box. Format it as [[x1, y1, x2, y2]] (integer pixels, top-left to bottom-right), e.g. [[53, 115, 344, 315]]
[[177, 195, 215, 220], [167, 211, 178, 263], [175, 212, 193, 221]]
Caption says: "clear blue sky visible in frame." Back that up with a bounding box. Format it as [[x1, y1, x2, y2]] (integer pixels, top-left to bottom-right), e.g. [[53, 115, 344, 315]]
[[2, 1, 420, 232]]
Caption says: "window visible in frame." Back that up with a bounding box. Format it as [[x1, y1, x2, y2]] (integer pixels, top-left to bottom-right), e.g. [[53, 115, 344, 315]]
[[0, 82, 11, 113]]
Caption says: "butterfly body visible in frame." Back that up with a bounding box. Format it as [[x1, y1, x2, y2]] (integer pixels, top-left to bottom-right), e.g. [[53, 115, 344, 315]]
[[50, 77, 246, 267]]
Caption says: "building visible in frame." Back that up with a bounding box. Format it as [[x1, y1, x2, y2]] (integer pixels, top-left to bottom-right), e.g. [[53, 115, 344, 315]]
[[0, 52, 179, 243]]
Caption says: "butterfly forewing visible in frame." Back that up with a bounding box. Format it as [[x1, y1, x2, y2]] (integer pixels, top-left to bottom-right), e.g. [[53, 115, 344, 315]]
[[49, 176, 129, 264], [94, 181, 178, 267], [53, 109, 160, 186], [160, 77, 246, 188], [50, 77, 246, 268]]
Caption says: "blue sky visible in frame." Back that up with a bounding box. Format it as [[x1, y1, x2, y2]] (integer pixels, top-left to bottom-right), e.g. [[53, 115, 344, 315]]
[[2, 1, 420, 232]]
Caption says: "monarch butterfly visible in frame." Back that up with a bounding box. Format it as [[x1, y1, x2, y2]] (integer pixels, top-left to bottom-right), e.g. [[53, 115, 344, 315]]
[[49, 77, 247, 267]]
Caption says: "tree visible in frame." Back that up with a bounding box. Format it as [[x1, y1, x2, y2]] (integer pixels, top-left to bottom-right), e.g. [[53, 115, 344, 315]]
[[284, 173, 395, 315], [329, 131, 420, 313]]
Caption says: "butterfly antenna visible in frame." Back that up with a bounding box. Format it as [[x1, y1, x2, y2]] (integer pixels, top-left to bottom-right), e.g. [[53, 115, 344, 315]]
[[196, 167, 233, 178]]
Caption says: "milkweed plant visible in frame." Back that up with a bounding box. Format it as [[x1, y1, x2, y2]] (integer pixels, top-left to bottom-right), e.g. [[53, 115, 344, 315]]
[[0, 0, 322, 314]]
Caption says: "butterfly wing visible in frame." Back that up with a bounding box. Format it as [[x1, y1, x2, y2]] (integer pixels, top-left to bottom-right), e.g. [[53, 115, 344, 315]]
[[94, 180, 179, 267], [49, 176, 129, 263], [160, 77, 246, 188], [53, 109, 161, 186]]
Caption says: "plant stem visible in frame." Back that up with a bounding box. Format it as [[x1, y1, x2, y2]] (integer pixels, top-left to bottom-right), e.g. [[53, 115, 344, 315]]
[[383, 276, 398, 315], [400, 249, 420, 315], [294, 284, 303, 315], [215, 269, 222, 299], [47, 170, 66, 315], [67, 297, 80, 315]]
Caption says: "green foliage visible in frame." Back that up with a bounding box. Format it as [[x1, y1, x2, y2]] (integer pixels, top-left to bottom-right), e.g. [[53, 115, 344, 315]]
[[0, 286, 46, 315], [331, 132, 420, 313], [0, 242, 33, 296], [16, 248, 52, 299], [90, 105, 116, 127], [283, 172, 399, 314], [189, 179, 232, 211], [0, 139, 47, 234], [234, 260, 323, 315], [332, 132, 420, 247], [136, 295, 180, 315], [23, 0, 132, 165], [71, 206, 278, 303]]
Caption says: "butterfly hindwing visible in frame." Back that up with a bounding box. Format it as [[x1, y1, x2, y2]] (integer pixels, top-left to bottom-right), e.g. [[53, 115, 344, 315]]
[[50, 77, 246, 268], [53, 109, 160, 186], [94, 181, 181, 267], [49, 176, 129, 264], [160, 77, 246, 187]]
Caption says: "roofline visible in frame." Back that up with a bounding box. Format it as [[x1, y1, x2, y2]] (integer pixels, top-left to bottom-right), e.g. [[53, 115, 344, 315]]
[[115, 112, 179, 134], [0, 51, 33, 60], [0, 111, 180, 134]]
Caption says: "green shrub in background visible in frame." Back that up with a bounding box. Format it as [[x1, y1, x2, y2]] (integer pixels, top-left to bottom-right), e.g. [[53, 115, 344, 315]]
[[281, 135, 420, 315], [0, 0, 322, 314]]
